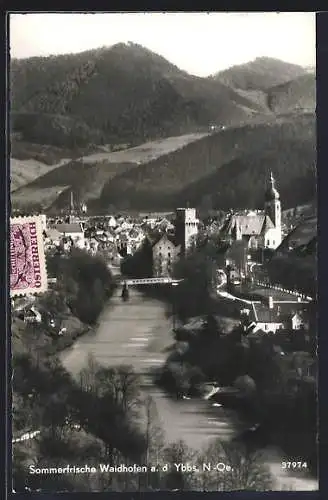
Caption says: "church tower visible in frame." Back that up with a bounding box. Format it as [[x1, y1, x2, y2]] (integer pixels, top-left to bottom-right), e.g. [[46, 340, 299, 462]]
[[264, 172, 282, 248], [264, 172, 281, 229]]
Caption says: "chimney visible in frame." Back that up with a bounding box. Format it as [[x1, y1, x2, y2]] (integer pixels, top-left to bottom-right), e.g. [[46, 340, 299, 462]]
[[268, 296, 274, 309]]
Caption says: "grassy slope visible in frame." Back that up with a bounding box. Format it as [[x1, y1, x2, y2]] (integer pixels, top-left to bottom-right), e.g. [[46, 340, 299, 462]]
[[10, 139, 102, 191], [11, 133, 211, 208]]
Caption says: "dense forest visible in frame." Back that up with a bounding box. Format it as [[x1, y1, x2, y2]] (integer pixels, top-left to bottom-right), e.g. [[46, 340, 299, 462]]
[[97, 113, 316, 211], [12, 112, 315, 212], [11, 43, 265, 148]]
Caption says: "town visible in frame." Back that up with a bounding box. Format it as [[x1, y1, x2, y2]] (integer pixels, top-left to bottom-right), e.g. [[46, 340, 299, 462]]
[[12, 172, 316, 355], [10, 11, 317, 494], [11, 158, 317, 492]]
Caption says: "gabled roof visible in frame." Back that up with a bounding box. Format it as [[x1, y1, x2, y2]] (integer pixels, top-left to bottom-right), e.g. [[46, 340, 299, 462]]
[[223, 214, 275, 236], [250, 301, 307, 324], [152, 232, 180, 248], [45, 228, 62, 240], [55, 223, 84, 234]]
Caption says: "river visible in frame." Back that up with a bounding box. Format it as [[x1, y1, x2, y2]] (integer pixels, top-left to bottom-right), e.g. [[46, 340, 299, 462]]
[[60, 286, 318, 491]]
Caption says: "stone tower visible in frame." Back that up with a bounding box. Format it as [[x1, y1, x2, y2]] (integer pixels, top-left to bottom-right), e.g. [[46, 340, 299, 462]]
[[175, 207, 199, 255]]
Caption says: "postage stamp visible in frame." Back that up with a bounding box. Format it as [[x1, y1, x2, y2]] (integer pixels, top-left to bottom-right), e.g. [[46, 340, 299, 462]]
[[10, 216, 48, 297]]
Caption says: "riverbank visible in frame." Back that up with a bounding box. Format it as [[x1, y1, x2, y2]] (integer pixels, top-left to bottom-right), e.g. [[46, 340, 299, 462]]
[[13, 251, 117, 360], [154, 318, 317, 477], [60, 286, 318, 491]]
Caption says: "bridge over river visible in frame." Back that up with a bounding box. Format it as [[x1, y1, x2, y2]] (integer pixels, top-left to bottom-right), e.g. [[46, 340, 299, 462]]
[[118, 277, 183, 286]]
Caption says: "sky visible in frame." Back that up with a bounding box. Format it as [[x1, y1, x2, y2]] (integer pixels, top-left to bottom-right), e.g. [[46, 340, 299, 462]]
[[9, 12, 316, 77]]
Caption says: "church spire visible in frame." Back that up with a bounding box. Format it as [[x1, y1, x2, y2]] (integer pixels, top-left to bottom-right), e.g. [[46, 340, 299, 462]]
[[265, 171, 280, 201]]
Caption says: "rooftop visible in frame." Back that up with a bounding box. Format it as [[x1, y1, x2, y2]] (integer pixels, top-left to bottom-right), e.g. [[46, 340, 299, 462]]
[[55, 223, 84, 234], [250, 301, 307, 324], [223, 214, 275, 236]]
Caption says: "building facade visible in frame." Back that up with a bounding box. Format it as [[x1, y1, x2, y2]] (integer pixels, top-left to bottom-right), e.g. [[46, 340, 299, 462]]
[[152, 233, 181, 277], [55, 223, 85, 249]]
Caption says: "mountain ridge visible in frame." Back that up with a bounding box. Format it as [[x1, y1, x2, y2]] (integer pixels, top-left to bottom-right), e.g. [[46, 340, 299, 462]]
[[10, 45, 316, 211], [11, 43, 266, 149], [212, 56, 308, 90]]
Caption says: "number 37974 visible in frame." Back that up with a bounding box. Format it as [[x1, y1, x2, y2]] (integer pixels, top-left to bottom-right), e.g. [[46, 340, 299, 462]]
[[281, 461, 308, 469]]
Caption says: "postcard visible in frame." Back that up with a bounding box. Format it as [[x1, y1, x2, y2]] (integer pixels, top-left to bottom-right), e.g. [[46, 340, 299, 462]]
[[10, 11, 317, 493]]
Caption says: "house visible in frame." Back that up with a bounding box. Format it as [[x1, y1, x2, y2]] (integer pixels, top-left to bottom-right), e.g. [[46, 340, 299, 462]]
[[44, 228, 62, 247], [107, 216, 117, 228], [85, 238, 99, 255], [225, 240, 249, 276], [61, 237, 74, 253], [152, 232, 181, 277], [241, 298, 309, 335], [39, 214, 47, 232], [55, 223, 85, 249], [221, 172, 282, 250], [156, 218, 175, 232], [12, 296, 36, 313], [18, 306, 42, 324]]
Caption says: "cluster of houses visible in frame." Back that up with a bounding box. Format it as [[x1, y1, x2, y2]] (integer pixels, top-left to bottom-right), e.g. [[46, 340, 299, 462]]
[[43, 213, 176, 261], [13, 173, 315, 349]]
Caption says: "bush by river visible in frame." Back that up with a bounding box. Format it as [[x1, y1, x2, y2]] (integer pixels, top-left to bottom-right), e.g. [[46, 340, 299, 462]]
[[13, 249, 117, 359]]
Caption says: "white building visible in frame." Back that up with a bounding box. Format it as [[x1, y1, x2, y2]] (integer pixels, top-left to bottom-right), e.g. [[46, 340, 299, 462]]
[[107, 216, 117, 228], [55, 223, 85, 249], [241, 297, 309, 335], [39, 214, 47, 232], [44, 228, 62, 247], [221, 172, 282, 250]]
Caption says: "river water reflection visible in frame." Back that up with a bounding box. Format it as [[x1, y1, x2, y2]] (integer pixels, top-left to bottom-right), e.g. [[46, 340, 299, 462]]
[[60, 288, 317, 491]]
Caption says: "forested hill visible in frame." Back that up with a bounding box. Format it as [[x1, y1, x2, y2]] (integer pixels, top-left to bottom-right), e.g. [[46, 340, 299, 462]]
[[12, 113, 316, 212], [11, 43, 266, 148], [96, 113, 316, 211], [11, 46, 316, 212], [213, 57, 307, 90]]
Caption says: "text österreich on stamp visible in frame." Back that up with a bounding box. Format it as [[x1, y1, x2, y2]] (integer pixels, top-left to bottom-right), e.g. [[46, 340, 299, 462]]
[[10, 216, 48, 297]]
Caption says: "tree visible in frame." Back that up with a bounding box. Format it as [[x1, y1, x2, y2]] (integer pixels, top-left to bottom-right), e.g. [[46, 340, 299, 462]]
[[198, 440, 273, 491], [139, 395, 165, 490], [163, 440, 198, 490]]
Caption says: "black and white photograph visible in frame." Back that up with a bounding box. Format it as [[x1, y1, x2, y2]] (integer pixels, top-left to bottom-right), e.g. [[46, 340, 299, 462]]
[[9, 12, 317, 493]]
